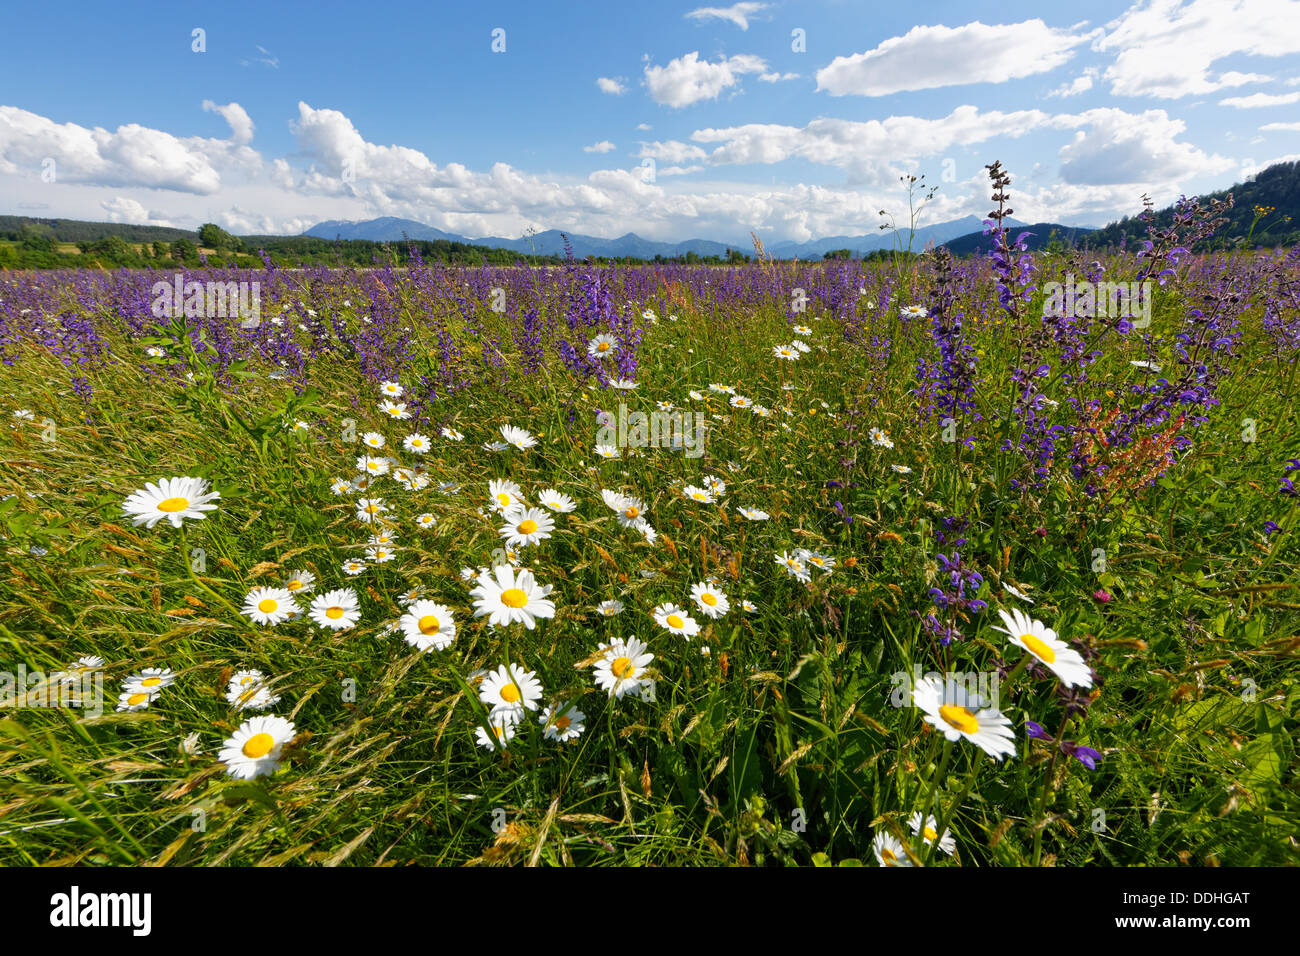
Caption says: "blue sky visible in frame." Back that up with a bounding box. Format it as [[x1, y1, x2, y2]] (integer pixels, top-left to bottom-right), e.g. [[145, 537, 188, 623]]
[[2, 0, 1299, 242]]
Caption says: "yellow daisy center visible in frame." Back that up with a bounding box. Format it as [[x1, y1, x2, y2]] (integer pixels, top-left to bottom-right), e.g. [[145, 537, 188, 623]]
[[1020, 632, 1056, 663], [701, 592, 718, 606], [326, 607, 344, 619], [242, 733, 275, 758], [287, 580, 303, 590], [518, 519, 538, 534], [496, 493, 511, 506], [127, 692, 148, 706], [141, 676, 162, 687], [500, 588, 528, 608], [612, 656, 634, 679], [500, 683, 521, 703], [923, 826, 939, 841], [666, 614, 684, 629], [258, 599, 278, 613], [364, 505, 379, 514], [555, 715, 571, 730], [939, 705, 980, 735], [417, 614, 441, 634], [157, 497, 189, 513], [597, 342, 609, 351], [881, 848, 897, 865], [624, 506, 640, 519]]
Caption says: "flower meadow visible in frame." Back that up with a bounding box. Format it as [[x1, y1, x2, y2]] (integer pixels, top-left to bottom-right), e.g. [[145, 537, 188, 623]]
[[1, 196, 1298, 867]]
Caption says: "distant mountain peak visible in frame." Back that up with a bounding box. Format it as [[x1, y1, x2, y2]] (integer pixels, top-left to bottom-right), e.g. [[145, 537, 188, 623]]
[[300, 215, 1045, 259]]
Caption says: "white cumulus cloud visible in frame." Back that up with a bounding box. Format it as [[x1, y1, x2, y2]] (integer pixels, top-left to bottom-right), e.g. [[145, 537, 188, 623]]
[[644, 52, 769, 107], [816, 20, 1090, 97]]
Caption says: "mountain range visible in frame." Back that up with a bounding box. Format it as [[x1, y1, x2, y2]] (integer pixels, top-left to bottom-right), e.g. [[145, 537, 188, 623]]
[[303, 214, 1035, 260]]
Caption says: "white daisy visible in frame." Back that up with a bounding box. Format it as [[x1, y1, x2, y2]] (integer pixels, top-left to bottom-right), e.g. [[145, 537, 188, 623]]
[[540, 703, 586, 741], [593, 637, 655, 699], [596, 599, 625, 617], [116, 689, 158, 712], [241, 587, 296, 626], [772, 345, 800, 361], [226, 670, 281, 711], [341, 558, 368, 576], [992, 608, 1092, 688], [912, 675, 1016, 761], [538, 489, 577, 513], [361, 431, 386, 449], [873, 831, 914, 867], [378, 399, 411, 420], [415, 512, 438, 531], [475, 711, 519, 752], [908, 812, 957, 855], [355, 498, 388, 523], [53, 655, 104, 684], [797, 549, 835, 574], [587, 334, 619, 360], [218, 715, 296, 780], [738, 507, 770, 521], [479, 663, 544, 718], [356, 454, 390, 477], [488, 478, 524, 514], [869, 427, 894, 449], [690, 581, 730, 619], [499, 506, 554, 547], [122, 476, 220, 530], [610, 494, 648, 528], [653, 603, 701, 639], [379, 380, 404, 398], [329, 477, 353, 496], [500, 424, 538, 450], [470, 565, 556, 630], [122, 667, 176, 695], [309, 588, 361, 630], [399, 600, 457, 651], [594, 443, 622, 460], [403, 433, 431, 455], [682, 484, 715, 504], [1003, 583, 1034, 604], [441, 426, 465, 441], [365, 545, 396, 564], [775, 550, 811, 583], [283, 569, 315, 595]]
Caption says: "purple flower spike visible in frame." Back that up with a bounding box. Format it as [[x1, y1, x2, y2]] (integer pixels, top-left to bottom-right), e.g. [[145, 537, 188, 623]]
[[1025, 720, 1051, 741]]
